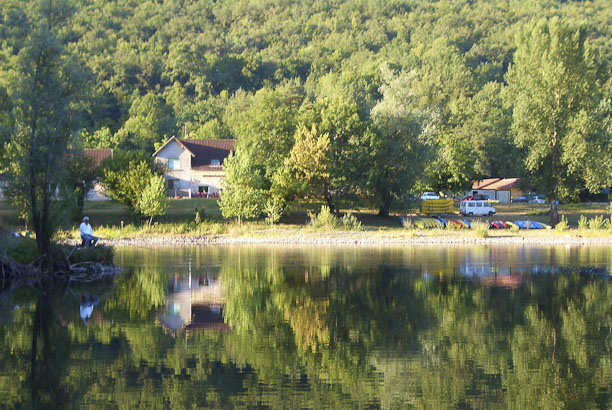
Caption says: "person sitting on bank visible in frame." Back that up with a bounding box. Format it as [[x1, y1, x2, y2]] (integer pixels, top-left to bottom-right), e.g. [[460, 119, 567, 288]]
[[80, 216, 98, 248]]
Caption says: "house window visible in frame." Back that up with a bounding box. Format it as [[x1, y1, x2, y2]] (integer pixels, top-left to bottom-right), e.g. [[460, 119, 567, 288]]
[[168, 158, 180, 170], [211, 159, 220, 166], [167, 179, 178, 190]]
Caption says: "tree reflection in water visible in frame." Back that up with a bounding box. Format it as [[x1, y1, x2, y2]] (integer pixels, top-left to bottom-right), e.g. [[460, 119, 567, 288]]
[[1, 246, 612, 408]]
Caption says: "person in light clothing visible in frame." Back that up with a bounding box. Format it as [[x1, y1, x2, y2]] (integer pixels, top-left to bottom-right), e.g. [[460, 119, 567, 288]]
[[80, 216, 98, 248]]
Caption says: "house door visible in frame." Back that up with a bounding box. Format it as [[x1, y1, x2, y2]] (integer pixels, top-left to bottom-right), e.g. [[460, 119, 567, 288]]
[[198, 186, 209, 197]]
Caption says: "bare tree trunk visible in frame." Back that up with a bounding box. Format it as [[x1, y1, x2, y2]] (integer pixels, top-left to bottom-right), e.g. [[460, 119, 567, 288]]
[[549, 201, 559, 227], [378, 188, 393, 217]]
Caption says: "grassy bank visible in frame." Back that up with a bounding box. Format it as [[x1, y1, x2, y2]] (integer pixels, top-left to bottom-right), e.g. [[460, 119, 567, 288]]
[[1, 199, 612, 242]]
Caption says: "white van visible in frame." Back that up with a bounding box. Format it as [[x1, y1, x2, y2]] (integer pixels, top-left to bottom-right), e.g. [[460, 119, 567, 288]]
[[460, 200, 496, 217]]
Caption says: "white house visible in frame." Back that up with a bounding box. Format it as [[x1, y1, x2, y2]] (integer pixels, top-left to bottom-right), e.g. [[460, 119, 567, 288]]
[[152, 137, 235, 197]]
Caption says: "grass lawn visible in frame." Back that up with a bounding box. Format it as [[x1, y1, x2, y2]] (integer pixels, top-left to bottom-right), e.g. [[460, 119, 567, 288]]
[[0, 198, 611, 239]]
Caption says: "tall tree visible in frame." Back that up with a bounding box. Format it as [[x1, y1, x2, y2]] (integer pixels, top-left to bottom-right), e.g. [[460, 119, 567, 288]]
[[1, 0, 88, 256], [505, 18, 610, 224], [219, 151, 267, 225], [298, 97, 366, 212], [368, 65, 434, 216]]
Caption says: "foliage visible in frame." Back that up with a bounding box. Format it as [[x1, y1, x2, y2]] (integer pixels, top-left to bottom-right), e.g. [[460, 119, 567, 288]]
[[367, 65, 434, 216], [340, 212, 362, 230], [99, 151, 159, 215], [0, 0, 89, 255], [138, 175, 169, 227], [578, 215, 588, 230], [308, 205, 339, 229], [505, 18, 611, 207], [264, 197, 285, 225], [3, 0, 612, 225], [283, 125, 332, 204], [555, 216, 569, 231], [219, 151, 266, 224], [587, 215, 606, 230], [472, 220, 490, 238]]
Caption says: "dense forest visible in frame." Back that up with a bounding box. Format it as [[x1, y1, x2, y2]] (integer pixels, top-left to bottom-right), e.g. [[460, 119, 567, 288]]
[[1, 0, 612, 220]]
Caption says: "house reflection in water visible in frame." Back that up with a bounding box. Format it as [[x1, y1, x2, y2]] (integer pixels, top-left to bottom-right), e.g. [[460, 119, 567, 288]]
[[158, 268, 228, 337]]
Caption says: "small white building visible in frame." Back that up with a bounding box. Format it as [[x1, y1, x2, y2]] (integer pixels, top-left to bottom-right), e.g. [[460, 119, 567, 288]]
[[152, 137, 235, 197]]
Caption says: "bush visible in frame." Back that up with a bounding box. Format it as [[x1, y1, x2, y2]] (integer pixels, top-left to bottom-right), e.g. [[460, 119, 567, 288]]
[[309, 206, 339, 229], [400, 217, 414, 229], [264, 197, 285, 225], [588, 215, 606, 230], [341, 213, 362, 230], [471, 220, 489, 238], [555, 216, 569, 231], [578, 215, 588, 230], [194, 207, 204, 224]]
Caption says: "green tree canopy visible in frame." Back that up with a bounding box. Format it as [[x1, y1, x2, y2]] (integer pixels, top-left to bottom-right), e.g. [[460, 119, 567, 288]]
[[505, 18, 611, 222]]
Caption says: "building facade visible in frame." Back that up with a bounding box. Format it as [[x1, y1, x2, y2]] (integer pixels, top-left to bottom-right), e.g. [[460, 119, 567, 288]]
[[152, 137, 235, 197]]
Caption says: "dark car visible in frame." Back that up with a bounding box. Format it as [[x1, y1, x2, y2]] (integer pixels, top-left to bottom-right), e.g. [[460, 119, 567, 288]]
[[511, 196, 528, 203]]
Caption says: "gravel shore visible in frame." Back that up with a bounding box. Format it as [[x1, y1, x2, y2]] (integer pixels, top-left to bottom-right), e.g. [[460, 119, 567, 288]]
[[64, 232, 612, 247]]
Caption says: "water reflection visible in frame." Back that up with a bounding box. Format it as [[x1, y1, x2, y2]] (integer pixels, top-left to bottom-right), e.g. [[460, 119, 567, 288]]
[[159, 270, 227, 336], [1, 245, 612, 409]]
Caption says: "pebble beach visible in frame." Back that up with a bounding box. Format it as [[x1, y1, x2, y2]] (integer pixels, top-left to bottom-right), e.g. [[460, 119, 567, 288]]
[[65, 232, 612, 247]]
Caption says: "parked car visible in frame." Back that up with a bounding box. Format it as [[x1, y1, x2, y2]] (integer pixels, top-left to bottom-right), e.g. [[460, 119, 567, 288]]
[[420, 192, 440, 201], [511, 196, 528, 203], [460, 200, 496, 216], [528, 195, 546, 205]]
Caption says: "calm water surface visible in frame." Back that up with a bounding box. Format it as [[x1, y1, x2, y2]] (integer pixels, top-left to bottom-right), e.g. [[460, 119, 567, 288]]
[[2, 245, 612, 409]]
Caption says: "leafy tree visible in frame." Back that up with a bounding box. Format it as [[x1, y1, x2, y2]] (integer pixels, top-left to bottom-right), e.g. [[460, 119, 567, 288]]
[[99, 150, 159, 215], [368, 66, 434, 216], [65, 151, 97, 218], [219, 151, 266, 225], [505, 18, 610, 224], [298, 97, 367, 212], [283, 125, 332, 207], [115, 92, 176, 152], [138, 174, 168, 227], [1, 0, 88, 256]]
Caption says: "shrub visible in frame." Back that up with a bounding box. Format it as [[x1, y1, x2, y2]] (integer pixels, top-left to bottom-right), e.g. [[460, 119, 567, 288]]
[[578, 215, 588, 230], [194, 207, 205, 224], [471, 220, 489, 238], [264, 197, 285, 225], [588, 215, 606, 230], [555, 216, 569, 231], [341, 213, 362, 230], [309, 206, 339, 229], [400, 217, 414, 229]]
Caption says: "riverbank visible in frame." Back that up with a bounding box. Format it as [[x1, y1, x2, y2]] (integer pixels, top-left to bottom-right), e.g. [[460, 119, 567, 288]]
[[62, 229, 612, 247]]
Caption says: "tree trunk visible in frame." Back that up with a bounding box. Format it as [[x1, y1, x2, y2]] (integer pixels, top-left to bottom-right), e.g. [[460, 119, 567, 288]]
[[377, 189, 393, 217], [549, 201, 559, 227], [324, 191, 335, 214]]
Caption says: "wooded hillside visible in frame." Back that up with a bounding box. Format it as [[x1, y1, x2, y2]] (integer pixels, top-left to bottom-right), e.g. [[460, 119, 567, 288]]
[[1, 0, 612, 219]]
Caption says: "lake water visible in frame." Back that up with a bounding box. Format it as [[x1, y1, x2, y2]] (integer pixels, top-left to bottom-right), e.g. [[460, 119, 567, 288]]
[[1, 245, 612, 409]]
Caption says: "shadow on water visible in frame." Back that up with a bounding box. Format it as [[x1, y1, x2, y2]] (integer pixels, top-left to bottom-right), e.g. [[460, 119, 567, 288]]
[[3, 245, 612, 408]]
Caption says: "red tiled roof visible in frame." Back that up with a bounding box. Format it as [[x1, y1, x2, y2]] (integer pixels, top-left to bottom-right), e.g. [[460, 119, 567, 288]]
[[472, 178, 501, 189], [484, 178, 520, 190], [83, 149, 113, 168], [472, 178, 520, 190], [178, 139, 235, 170]]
